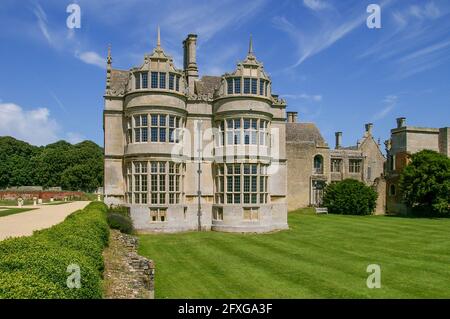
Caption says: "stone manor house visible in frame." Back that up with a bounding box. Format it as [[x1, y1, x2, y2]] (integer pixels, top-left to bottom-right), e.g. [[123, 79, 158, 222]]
[[103, 31, 288, 233], [103, 30, 449, 232], [286, 112, 386, 213]]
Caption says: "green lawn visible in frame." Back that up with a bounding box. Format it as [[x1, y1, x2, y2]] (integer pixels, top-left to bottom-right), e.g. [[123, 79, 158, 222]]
[[138, 210, 450, 299], [0, 207, 36, 217]]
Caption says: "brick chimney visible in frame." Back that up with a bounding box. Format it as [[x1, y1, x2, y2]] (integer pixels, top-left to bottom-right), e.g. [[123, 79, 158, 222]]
[[396, 117, 406, 128], [286, 111, 298, 123], [365, 123, 373, 136], [183, 34, 198, 93], [335, 132, 342, 149]]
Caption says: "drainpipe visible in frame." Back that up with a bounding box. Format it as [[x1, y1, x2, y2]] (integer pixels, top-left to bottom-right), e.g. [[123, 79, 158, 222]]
[[196, 120, 202, 231]]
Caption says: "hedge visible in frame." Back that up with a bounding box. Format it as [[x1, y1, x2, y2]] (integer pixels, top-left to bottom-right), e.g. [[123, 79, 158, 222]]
[[0, 201, 109, 299]]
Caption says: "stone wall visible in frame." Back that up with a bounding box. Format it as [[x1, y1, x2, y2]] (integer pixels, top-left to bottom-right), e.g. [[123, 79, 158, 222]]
[[115, 231, 155, 298], [0, 190, 85, 201]]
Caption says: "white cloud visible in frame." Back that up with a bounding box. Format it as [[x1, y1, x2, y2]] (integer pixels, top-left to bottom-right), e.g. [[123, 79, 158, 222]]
[[273, 12, 365, 68], [66, 132, 86, 144], [303, 0, 331, 11], [0, 102, 60, 145], [32, 3, 105, 69], [0, 102, 86, 146], [283, 93, 323, 102], [75, 51, 106, 69]]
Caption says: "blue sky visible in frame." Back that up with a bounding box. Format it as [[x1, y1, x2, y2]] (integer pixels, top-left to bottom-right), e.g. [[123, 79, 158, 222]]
[[0, 0, 449, 148]]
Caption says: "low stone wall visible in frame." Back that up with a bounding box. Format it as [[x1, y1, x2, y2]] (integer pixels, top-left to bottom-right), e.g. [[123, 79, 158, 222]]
[[0, 190, 84, 201], [114, 231, 155, 298]]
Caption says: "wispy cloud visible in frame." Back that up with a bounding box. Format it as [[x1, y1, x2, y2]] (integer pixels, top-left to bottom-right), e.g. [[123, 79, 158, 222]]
[[282, 93, 323, 102], [273, 1, 371, 68], [31, 2, 106, 69], [163, 0, 267, 42], [359, 1, 450, 79], [372, 95, 398, 121], [75, 51, 106, 69], [302, 0, 332, 11]]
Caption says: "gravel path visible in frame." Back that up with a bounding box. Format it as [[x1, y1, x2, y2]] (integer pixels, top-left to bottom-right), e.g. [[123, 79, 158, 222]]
[[0, 201, 90, 241]]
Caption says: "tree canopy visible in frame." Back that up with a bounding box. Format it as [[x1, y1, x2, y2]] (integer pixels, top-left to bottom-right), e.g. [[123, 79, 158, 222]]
[[0, 136, 103, 192], [323, 179, 378, 215], [400, 150, 450, 217]]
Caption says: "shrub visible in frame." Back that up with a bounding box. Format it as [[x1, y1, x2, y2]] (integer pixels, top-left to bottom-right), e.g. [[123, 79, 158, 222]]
[[0, 202, 109, 299], [399, 150, 450, 217], [107, 212, 133, 234], [323, 179, 377, 215]]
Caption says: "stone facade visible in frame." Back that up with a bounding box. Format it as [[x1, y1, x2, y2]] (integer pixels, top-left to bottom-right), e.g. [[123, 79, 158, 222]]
[[103, 31, 288, 233], [286, 112, 386, 214], [384, 117, 450, 214]]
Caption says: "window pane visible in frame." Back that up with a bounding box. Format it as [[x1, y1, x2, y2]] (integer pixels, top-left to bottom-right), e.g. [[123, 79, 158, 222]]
[[151, 128, 158, 142], [169, 73, 175, 90], [227, 78, 233, 94], [244, 78, 250, 94], [251, 78, 257, 94], [142, 72, 148, 88], [160, 115, 166, 126], [160, 128, 166, 142], [151, 72, 158, 88], [159, 72, 166, 89], [141, 128, 148, 142], [234, 77, 241, 93], [176, 75, 180, 91], [151, 115, 158, 126], [135, 73, 140, 89]]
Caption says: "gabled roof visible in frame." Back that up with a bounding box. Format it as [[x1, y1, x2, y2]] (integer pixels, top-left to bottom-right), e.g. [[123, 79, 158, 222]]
[[286, 123, 328, 147]]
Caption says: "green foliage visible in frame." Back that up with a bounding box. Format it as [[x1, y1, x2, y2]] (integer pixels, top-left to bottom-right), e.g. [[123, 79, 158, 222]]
[[0, 136, 103, 192], [400, 150, 450, 217], [0, 202, 109, 299], [107, 206, 133, 234], [323, 179, 377, 215]]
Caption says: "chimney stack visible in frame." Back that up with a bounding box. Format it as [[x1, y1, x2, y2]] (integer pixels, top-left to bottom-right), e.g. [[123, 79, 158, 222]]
[[365, 123, 373, 136], [396, 117, 406, 128], [335, 132, 342, 149], [183, 34, 199, 93], [286, 111, 298, 123]]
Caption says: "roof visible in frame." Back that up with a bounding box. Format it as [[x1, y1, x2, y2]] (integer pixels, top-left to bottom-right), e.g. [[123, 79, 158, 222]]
[[195, 76, 222, 95], [286, 123, 327, 146], [109, 69, 129, 95]]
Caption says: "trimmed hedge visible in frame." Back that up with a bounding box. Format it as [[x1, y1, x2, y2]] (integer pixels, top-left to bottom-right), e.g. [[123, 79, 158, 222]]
[[0, 202, 109, 299], [106, 206, 134, 234], [323, 179, 378, 215]]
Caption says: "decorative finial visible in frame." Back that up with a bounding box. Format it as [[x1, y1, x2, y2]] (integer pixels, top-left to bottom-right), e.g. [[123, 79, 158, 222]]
[[248, 34, 253, 56], [157, 25, 161, 48], [107, 44, 112, 65]]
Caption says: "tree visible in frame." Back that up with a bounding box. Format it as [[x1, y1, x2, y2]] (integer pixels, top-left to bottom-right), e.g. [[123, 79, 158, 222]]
[[0, 136, 103, 192], [323, 179, 378, 215], [400, 150, 450, 217]]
